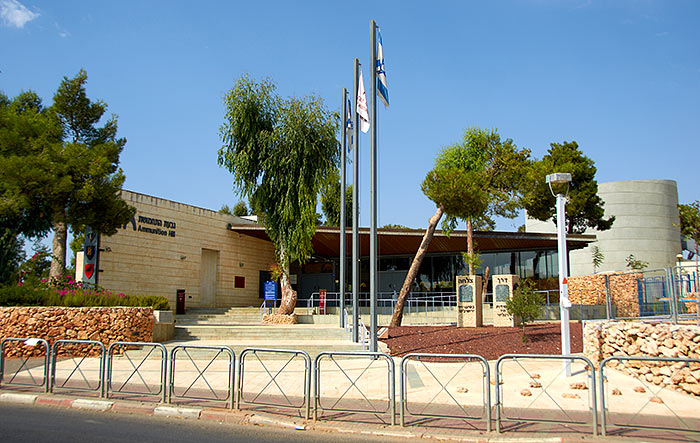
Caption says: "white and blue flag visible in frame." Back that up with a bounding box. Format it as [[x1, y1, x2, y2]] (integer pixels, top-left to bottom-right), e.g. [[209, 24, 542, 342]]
[[376, 28, 389, 108], [346, 98, 354, 151], [356, 69, 370, 133]]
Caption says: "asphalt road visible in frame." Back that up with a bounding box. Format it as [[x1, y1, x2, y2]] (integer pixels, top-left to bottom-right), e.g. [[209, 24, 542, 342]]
[[0, 403, 412, 443]]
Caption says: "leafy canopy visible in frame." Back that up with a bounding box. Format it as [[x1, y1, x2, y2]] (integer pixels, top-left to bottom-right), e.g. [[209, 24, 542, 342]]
[[523, 141, 614, 234], [320, 168, 352, 227], [422, 127, 531, 232], [218, 75, 339, 269], [505, 279, 545, 341]]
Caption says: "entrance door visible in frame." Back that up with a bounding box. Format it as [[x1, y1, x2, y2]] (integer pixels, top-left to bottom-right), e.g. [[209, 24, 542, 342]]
[[199, 249, 219, 308]]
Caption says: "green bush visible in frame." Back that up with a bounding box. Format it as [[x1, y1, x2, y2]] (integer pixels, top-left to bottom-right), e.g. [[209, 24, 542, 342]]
[[505, 279, 545, 342], [0, 277, 170, 310]]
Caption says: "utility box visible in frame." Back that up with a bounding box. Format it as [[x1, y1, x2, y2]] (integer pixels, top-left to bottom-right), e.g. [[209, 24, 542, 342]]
[[456, 275, 482, 327], [176, 289, 186, 315], [493, 275, 520, 327]]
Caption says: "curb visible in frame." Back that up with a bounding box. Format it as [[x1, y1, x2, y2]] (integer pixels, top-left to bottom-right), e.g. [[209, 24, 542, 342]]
[[153, 405, 202, 419], [0, 392, 37, 404], [71, 398, 114, 412], [248, 413, 305, 430]]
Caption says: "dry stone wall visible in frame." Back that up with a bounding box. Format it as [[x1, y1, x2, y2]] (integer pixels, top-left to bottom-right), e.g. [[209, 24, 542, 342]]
[[0, 307, 153, 357], [584, 321, 700, 397]]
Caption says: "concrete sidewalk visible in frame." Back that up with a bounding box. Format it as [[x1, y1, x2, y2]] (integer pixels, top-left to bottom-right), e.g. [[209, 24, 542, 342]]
[[2, 349, 699, 441]]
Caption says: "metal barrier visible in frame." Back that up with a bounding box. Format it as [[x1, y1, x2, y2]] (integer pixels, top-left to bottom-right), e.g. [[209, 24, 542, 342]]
[[105, 342, 167, 403], [599, 356, 700, 437], [0, 338, 50, 392], [237, 348, 311, 419], [50, 339, 105, 396], [314, 351, 395, 425], [169, 345, 235, 408], [495, 354, 597, 435], [400, 353, 490, 431]]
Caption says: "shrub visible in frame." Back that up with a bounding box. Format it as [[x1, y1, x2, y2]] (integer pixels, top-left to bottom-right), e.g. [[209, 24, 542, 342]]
[[505, 279, 545, 342], [0, 277, 170, 310]]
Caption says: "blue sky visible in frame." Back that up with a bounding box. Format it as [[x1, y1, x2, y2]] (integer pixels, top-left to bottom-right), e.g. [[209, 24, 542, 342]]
[[2, 0, 699, 241]]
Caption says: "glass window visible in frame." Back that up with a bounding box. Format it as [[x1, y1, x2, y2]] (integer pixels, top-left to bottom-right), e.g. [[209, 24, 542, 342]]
[[519, 251, 537, 279], [432, 255, 454, 292]]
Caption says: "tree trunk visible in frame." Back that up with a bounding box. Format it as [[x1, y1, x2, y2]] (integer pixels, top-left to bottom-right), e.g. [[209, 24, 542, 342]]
[[389, 205, 444, 327], [482, 266, 490, 302], [467, 218, 474, 275], [277, 271, 298, 315], [50, 219, 67, 280]]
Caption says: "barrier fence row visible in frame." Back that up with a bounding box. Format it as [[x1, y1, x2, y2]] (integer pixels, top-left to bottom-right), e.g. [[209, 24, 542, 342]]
[[1, 337, 698, 437]]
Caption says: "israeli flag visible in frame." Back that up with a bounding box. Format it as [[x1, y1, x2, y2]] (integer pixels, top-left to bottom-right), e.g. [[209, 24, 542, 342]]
[[346, 98, 354, 151], [376, 28, 389, 108]]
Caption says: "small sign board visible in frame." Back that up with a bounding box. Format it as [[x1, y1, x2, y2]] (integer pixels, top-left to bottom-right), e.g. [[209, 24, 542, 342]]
[[264, 280, 277, 314], [319, 289, 327, 315], [83, 225, 99, 286]]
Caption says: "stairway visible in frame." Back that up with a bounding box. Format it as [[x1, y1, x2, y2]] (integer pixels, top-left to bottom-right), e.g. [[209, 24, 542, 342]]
[[169, 307, 368, 357]]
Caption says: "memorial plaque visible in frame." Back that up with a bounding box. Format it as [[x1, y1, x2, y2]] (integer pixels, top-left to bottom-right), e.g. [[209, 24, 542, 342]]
[[493, 274, 521, 327], [456, 275, 482, 327]]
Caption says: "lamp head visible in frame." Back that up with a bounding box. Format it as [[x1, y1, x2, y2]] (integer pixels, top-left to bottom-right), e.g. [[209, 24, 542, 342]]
[[546, 173, 572, 185]]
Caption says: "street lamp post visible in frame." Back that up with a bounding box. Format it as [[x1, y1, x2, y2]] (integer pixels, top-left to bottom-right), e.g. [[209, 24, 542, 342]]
[[547, 173, 572, 377]]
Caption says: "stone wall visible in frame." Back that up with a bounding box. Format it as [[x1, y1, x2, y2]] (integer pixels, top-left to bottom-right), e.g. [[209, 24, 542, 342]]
[[584, 321, 700, 397], [0, 307, 153, 357], [568, 272, 641, 317]]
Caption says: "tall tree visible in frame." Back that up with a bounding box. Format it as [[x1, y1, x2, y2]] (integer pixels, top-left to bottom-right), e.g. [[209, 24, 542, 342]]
[[46, 69, 135, 278], [523, 141, 614, 234], [218, 75, 339, 315], [0, 72, 135, 279], [678, 201, 700, 259], [390, 127, 530, 326]]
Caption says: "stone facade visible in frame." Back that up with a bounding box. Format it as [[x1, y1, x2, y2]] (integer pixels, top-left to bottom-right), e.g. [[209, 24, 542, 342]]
[[584, 321, 700, 397], [97, 190, 277, 309], [0, 307, 153, 357]]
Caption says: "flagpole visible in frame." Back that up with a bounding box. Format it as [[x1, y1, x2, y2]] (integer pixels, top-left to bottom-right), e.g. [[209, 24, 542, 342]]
[[340, 88, 347, 329], [369, 19, 378, 353], [352, 58, 360, 343]]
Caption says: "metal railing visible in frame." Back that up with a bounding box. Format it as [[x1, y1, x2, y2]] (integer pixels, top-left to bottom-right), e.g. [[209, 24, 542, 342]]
[[0, 337, 50, 392], [314, 351, 395, 425], [237, 348, 311, 419], [494, 354, 597, 435], [168, 345, 235, 408], [105, 342, 167, 403], [400, 353, 490, 431], [50, 339, 105, 396], [599, 355, 700, 437]]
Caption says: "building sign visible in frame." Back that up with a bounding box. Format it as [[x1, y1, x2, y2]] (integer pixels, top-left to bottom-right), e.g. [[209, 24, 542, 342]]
[[123, 213, 177, 238], [83, 225, 98, 285], [264, 280, 277, 314]]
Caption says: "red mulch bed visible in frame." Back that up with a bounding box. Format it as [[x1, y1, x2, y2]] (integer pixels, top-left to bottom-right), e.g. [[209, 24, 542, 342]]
[[380, 322, 583, 361]]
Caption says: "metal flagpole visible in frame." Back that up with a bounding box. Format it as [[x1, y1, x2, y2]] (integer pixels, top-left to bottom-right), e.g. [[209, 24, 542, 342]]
[[339, 88, 347, 328], [352, 58, 360, 343], [369, 20, 378, 353]]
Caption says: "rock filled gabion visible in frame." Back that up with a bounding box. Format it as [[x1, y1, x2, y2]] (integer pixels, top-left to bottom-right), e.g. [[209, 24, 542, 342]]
[[568, 272, 642, 318], [0, 307, 154, 358], [584, 321, 700, 397]]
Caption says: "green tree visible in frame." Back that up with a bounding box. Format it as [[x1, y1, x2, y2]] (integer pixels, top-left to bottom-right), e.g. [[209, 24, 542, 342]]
[[45, 69, 135, 278], [218, 75, 339, 315], [523, 141, 614, 234], [504, 279, 545, 342], [233, 201, 249, 217], [382, 224, 410, 229], [678, 201, 700, 259], [591, 245, 604, 273], [390, 127, 530, 327], [320, 169, 352, 226]]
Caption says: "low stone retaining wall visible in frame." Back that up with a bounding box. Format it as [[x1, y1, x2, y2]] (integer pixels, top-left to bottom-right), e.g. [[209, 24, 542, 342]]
[[0, 307, 154, 357], [584, 320, 700, 396]]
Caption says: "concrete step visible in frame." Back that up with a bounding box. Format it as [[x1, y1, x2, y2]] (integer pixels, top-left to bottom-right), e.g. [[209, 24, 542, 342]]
[[162, 339, 368, 359], [173, 325, 351, 341]]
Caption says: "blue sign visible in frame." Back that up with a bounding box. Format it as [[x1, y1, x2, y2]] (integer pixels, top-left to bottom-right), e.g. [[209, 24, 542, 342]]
[[264, 281, 277, 314]]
